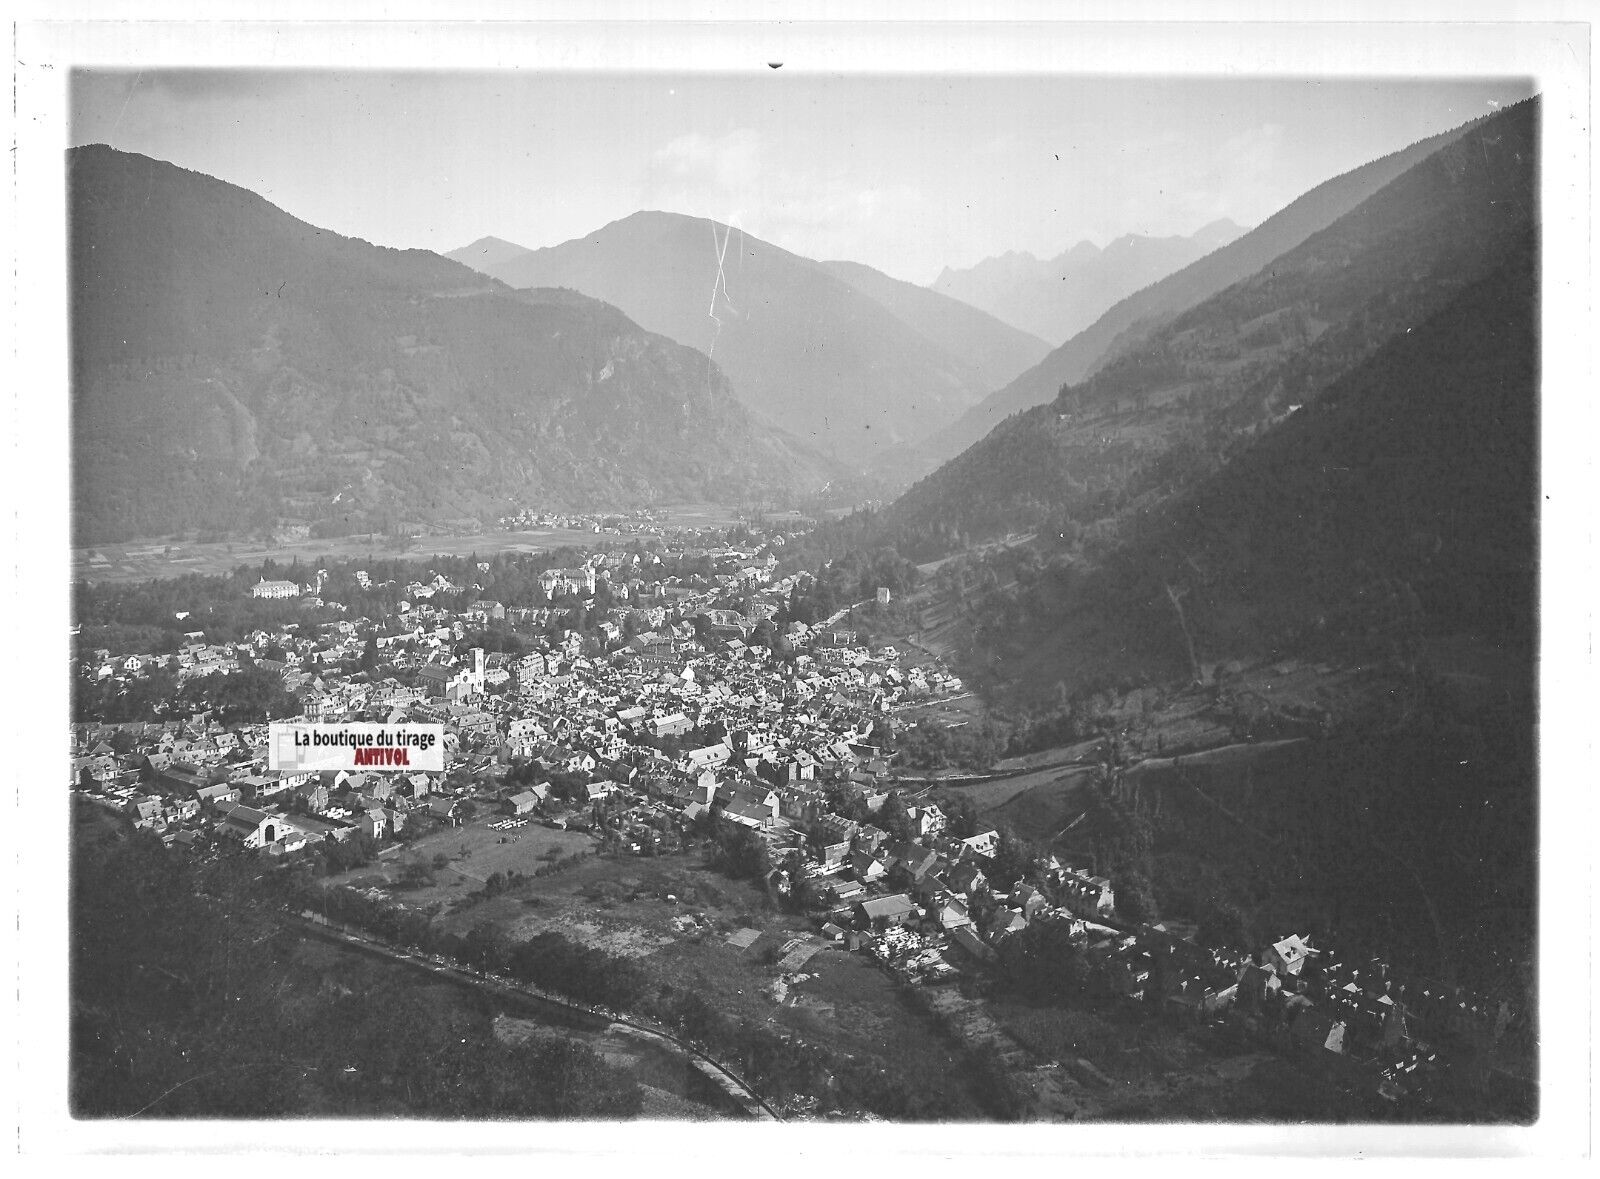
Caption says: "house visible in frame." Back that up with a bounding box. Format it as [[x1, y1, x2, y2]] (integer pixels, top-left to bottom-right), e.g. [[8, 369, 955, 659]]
[[649, 712, 692, 739], [215, 803, 293, 849], [930, 897, 973, 932], [681, 743, 730, 772], [1055, 865, 1118, 920], [506, 790, 544, 815], [855, 893, 918, 931], [950, 925, 996, 964], [813, 812, 859, 845], [960, 829, 1001, 858], [947, 861, 988, 897], [721, 798, 774, 829], [585, 781, 621, 804], [816, 839, 852, 866], [251, 578, 300, 600], [726, 783, 779, 822], [1267, 934, 1316, 978], [855, 824, 888, 854], [1289, 1006, 1348, 1055], [1011, 882, 1050, 920], [985, 908, 1029, 941], [909, 803, 947, 838], [428, 797, 463, 826], [849, 850, 887, 882], [830, 877, 866, 903], [196, 782, 242, 810], [884, 841, 939, 882]]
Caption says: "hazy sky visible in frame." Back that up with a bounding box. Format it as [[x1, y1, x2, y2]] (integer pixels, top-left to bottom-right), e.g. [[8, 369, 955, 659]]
[[71, 71, 1531, 284]]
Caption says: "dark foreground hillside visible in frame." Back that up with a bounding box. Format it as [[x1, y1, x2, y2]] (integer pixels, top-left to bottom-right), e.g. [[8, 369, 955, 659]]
[[983, 239, 1537, 699], [69, 800, 647, 1118]]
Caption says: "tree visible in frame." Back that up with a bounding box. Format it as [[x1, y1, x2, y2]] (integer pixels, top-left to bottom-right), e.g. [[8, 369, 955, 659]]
[[710, 825, 766, 879], [399, 858, 435, 889], [1114, 871, 1159, 925], [996, 917, 1083, 1002], [1196, 899, 1254, 952], [870, 793, 915, 843], [988, 826, 1039, 890], [359, 635, 379, 672], [941, 793, 981, 841]]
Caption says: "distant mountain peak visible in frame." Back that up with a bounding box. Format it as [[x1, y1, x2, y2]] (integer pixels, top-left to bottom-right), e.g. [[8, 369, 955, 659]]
[[457, 234, 528, 254], [1191, 217, 1248, 249], [452, 211, 1042, 462], [444, 234, 537, 274], [930, 226, 1225, 343]]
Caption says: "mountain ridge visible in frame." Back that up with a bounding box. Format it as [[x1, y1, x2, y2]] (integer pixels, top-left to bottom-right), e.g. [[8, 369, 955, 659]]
[[929, 221, 1247, 346], [444, 210, 1025, 463], [912, 116, 1486, 471], [71, 147, 840, 545]]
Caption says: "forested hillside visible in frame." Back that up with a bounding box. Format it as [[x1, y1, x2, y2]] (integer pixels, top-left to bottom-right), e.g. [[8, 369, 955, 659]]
[[887, 99, 1536, 551], [71, 147, 838, 544], [970, 240, 1537, 699]]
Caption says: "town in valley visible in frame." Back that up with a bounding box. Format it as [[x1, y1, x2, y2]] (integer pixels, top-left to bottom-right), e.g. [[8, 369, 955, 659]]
[[56, 58, 1549, 1130]]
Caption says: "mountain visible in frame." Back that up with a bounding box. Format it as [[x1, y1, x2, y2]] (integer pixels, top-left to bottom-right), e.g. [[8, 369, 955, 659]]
[[1145, 242, 1536, 656], [916, 117, 1482, 470], [449, 235, 540, 273], [815, 259, 1052, 394], [978, 241, 1537, 701], [70, 146, 840, 545], [880, 97, 1536, 568], [930, 221, 1245, 345], [444, 212, 1006, 463]]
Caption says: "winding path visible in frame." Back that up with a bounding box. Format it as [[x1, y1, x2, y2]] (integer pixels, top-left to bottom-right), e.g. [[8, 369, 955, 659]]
[[290, 912, 782, 1121]]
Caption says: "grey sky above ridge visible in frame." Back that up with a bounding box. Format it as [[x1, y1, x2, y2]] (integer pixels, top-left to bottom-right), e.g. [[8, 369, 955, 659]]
[[70, 70, 1532, 285]]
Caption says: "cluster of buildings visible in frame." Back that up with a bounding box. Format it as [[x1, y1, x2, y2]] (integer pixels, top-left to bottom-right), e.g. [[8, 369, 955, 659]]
[[72, 528, 1526, 1119], [497, 507, 668, 535], [70, 529, 967, 865]]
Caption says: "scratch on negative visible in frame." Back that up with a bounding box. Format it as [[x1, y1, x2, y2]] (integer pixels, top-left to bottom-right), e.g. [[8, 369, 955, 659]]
[[706, 219, 740, 362]]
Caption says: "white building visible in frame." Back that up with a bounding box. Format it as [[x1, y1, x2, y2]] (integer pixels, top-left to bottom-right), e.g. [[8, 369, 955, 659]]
[[251, 578, 300, 600]]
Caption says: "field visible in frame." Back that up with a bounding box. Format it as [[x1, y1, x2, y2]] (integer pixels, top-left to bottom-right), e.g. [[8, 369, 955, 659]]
[[936, 764, 1095, 817], [290, 934, 738, 1119], [73, 528, 599, 584], [893, 692, 986, 727], [378, 815, 595, 888], [71, 502, 746, 584], [327, 823, 990, 1117]]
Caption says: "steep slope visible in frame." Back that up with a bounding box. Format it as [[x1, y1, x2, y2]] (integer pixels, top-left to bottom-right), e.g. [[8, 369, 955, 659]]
[[70, 147, 839, 545], [979, 239, 1536, 699], [816, 258, 1052, 393], [1149, 242, 1537, 652], [917, 117, 1481, 469], [447, 211, 999, 463], [930, 221, 1243, 345], [884, 98, 1536, 550]]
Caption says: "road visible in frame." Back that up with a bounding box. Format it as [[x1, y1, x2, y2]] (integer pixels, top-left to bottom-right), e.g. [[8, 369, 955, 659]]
[[291, 913, 782, 1121]]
